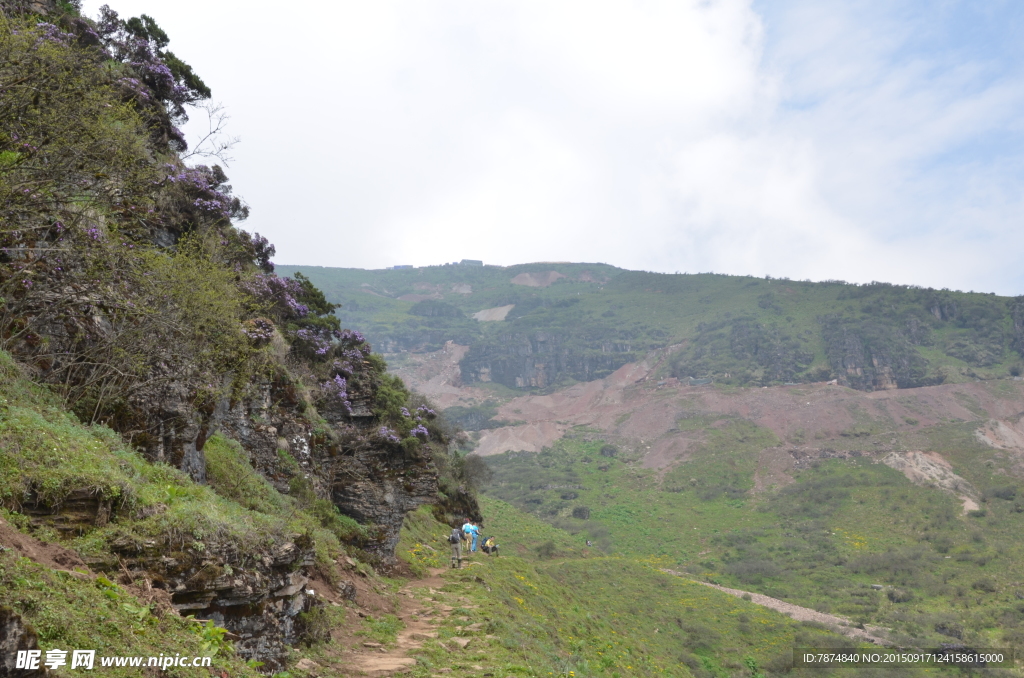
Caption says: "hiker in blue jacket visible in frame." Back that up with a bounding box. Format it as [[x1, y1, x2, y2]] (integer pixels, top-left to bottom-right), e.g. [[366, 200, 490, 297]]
[[464, 521, 481, 552], [461, 520, 474, 552]]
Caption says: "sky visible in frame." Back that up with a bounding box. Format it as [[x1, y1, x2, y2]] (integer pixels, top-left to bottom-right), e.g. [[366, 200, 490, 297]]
[[82, 0, 1024, 294]]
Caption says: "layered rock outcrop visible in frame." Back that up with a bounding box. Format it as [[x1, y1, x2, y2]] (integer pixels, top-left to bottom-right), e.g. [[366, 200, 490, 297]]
[[461, 332, 635, 389], [99, 534, 318, 671], [0, 607, 49, 678]]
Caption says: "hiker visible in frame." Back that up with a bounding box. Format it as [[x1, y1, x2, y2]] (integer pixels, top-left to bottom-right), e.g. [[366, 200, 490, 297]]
[[461, 520, 474, 552], [462, 520, 481, 552], [468, 521, 481, 552], [481, 536, 499, 556], [448, 526, 463, 568], [468, 522, 479, 557]]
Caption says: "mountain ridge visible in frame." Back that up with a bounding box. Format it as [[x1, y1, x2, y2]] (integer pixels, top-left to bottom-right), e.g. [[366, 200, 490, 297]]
[[277, 263, 1024, 393]]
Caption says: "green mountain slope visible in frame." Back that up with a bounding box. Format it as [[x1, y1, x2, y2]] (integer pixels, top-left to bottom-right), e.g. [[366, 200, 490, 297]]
[[482, 424, 1024, 654], [391, 500, 871, 678], [277, 264, 1024, 391]]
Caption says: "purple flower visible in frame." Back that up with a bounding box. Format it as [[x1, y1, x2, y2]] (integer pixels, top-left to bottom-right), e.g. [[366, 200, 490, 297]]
[[320, 375, 352, 413], [242, 317, 275, 344], [378, 426, 401, 444], [95, 7, 210, 122], [295, 328, 330, 354], [410, 425, 429, 440], [35, 22, 75, 44], [239, 273, 309, 319]]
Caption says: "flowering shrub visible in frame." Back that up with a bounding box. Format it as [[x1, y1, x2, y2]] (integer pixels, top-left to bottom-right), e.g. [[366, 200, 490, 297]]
[[295, 328, 331, 355], [96, 7, 210, 124], [331, 347, 366, 377], [378, 427, 401, 445], [410, 424, 429, 440], [35, 22, 76, 44], [241, 317, 274, 346], [241, 274, 303, 315], [239, 271, 352, 364], [320, 375, 352, 414], [162, 163, 249, 227]]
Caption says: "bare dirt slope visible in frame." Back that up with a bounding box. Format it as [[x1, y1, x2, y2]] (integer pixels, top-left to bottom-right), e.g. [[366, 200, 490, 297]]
[[386, 345, 1024, 482], [386, 343, 485, 409], [0, 515, 89, 573]]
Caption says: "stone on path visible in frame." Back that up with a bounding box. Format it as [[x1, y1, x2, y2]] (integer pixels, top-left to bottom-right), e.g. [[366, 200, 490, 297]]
[[447, 636, 472, 650]]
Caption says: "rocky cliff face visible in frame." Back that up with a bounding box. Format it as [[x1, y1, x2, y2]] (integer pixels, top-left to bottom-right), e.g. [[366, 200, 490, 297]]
[[820, 317, 935, 390], [14, 481, 322, 670], [0, 606, 49, 678], [460, 332, 635, 389], [214, 375, 440, 561], [0, 0, 56, 15]]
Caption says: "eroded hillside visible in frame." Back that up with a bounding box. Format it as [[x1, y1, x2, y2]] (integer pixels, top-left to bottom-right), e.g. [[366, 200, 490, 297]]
[[379, 331, 1024, 656], [279, 264, 1024, 392]]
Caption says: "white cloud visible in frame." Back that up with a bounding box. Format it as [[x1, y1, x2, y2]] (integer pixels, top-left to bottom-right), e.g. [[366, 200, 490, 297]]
[[82, 0, 1024, 293]]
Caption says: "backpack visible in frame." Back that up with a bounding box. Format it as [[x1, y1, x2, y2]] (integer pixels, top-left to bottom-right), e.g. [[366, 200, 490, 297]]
[[449, 528, 462, 544]]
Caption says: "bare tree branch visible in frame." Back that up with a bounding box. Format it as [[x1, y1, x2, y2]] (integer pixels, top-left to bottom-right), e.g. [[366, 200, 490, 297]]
[[182, 101, 240, 166]]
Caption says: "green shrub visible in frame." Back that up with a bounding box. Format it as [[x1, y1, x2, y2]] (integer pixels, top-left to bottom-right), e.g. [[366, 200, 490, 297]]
[[535, 540, 557, 559], [887, 588, 914, 603], [972, 578, 997, 593], [373, 373, 410, 422], [288, 475, 366, 543], [296, 607, 332, 646], [725, 559, 781, 585], [986, 486, 1017, 501]]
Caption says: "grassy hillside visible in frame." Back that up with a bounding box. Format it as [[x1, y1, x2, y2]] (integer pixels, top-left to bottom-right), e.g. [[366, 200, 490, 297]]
[[0, 351, 270, 676], [277, 264, 1024, 392], [483, 425, 1024, 654], [0, 347, 430, 675], [394, 497, 867, 678]]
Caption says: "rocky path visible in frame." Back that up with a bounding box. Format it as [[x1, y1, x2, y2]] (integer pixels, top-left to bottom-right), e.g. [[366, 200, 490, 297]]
[[661, 569, 890, 644], [345, 568, 450, 675]]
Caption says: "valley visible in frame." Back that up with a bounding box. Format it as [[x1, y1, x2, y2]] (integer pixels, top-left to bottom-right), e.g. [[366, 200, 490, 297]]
[[288, 263, 1024, 665]]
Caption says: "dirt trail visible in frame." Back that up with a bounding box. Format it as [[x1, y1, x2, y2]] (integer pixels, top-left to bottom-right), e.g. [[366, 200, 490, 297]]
[[345, 568, 450, 676], [661, 569, 889, 645]]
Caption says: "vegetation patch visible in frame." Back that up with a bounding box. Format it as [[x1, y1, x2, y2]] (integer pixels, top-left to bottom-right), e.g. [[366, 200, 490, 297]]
[[483, 426, 1024, 648]]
